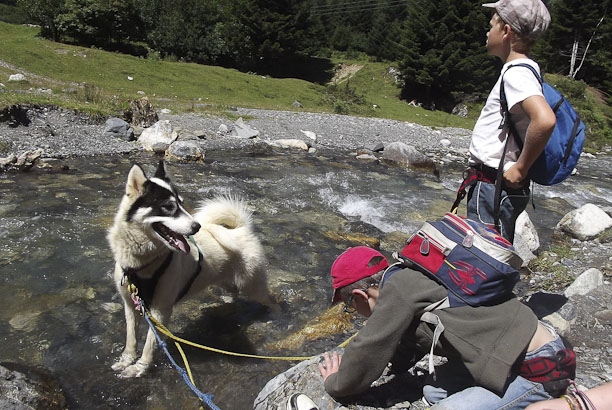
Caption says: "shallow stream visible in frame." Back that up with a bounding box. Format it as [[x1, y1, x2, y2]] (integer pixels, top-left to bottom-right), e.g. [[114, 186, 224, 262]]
[[1, 150, 610, 409]]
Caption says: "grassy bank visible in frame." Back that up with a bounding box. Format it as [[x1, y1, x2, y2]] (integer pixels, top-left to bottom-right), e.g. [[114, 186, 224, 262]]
[[0, 22, 474, 129], [1, 22, 610, 149]]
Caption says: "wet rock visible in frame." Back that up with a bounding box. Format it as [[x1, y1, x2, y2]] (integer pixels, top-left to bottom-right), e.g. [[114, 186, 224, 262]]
[[165, 141, 204, 162], [0, 363, 66, 410], [138, 120, 177, 151], [323, 231, 381, 248], [231, 117, 260, 139], [564, 268, 604, 298], [267, 139, 310, 151], [300, 130, 317, 143], [0, 149, 41, 172], [555, 203, 612, 241], [102, 117, 135, 141], [381, 142, 436, 171], [365, 141, 385, 152]]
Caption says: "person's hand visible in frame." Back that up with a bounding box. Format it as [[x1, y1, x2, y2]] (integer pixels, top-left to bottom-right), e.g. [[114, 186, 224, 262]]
[[503, 164, 528, 189], [318, 351, 342, 381]]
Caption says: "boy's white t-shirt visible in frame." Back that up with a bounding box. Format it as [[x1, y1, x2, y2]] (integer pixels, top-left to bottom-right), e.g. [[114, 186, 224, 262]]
[[469, 58, 544, 172]]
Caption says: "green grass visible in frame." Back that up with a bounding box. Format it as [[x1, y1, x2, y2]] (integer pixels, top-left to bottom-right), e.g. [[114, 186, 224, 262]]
[[0, 21, 609, 144], [0, 22, 475, 128], [526, 239, 577, 292]]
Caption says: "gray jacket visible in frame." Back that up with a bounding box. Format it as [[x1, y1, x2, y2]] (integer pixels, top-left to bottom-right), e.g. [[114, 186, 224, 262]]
[[324, 267, 538, 398]]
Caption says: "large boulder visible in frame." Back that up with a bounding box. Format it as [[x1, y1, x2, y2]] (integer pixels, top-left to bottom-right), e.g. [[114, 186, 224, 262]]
[[381, 142, 436, 171], [165, 141, 204, 162], [253, 351, 428, 410], [138, 120, 177, 151], [230, 117, 260, 139], [0, 363, 66, 410], [555, 203, 612, 241], [102, 117, 135, 141], [514, 211, 540, 267], [564, 268, 604, 298]]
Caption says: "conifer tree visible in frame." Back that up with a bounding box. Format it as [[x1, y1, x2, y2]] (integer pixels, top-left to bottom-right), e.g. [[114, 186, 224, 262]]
[[398, 0, 496, 111], [535, 0, 611, 95]]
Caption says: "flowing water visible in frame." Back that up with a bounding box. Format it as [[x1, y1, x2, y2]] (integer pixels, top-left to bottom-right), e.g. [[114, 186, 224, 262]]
[[0, 150, 610, 409]]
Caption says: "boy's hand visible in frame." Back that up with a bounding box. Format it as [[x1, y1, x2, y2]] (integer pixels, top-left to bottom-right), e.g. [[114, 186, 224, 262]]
[[318, 351, 342, 381], [503, 164, 528, 189]]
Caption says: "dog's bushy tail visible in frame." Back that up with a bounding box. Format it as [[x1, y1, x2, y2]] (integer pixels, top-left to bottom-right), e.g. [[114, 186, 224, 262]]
[[195, 195, 253, 228]]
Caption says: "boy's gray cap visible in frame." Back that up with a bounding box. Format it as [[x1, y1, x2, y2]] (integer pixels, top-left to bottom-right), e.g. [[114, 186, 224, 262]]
[[483, 0, 551, 39]]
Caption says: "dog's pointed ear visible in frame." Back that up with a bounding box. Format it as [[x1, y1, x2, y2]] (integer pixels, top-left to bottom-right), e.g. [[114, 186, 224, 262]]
[[126, 164, 147, 197], [154, 160, 167, 179]]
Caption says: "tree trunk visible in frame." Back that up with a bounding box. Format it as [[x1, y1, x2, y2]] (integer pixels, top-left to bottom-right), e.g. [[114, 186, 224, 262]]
[[569, 36, 578, 78]]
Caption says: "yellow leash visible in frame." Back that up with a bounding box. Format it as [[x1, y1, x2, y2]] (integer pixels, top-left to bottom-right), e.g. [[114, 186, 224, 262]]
[[146, 311, 356, 361]]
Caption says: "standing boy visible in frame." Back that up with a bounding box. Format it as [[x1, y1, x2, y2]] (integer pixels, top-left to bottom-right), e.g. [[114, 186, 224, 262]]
[[461, 0, 556, 242], [318, 246, 573, 409]]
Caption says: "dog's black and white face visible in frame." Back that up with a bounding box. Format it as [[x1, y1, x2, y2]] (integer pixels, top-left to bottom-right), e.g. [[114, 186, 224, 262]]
[[124, 161, 201, 254]]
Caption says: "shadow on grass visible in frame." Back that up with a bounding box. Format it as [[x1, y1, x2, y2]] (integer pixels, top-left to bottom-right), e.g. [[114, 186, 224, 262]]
[[255, 55, 336, 85]]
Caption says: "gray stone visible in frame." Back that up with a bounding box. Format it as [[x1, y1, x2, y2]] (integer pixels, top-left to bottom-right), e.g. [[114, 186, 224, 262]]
[[555, 204, 612, 241], [565, 268, 604, 298], [231, 117, 260, 139], [267, 139, 310, 151], [293, 101, 303, 108], [8, 73, 26, 82], [138, 120, 177, 151], [165, 141, 204, 162], [102, 117, 135, 141], [381, 142, 436, 170], [365, 141, 385, 152], [451, 103, 468, 118], [0, 363, 66, 410], [514, 211, 540, 267]]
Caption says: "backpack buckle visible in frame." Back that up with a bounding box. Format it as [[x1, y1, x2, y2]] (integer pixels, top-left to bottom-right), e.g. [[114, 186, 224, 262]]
[[462, 232, 474, 248]]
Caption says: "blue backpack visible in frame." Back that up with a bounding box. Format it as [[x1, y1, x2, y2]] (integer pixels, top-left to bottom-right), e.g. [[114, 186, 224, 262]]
[[389, 212, 522, 307], [501, 63, 586, 185]]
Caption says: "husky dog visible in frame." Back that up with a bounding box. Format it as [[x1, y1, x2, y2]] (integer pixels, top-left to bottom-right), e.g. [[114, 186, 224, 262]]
[[108, 161, 273, 378]]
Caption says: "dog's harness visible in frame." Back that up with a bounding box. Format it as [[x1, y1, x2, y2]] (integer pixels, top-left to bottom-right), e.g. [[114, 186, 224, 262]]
[[121, 236, 204, 309]]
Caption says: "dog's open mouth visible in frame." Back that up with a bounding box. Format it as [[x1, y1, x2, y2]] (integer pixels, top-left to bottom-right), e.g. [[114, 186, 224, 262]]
[[153, 223, 191, 254]]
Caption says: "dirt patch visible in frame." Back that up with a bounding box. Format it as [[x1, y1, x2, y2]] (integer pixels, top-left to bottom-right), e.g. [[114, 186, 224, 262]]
[[329, 63, 364, 84]]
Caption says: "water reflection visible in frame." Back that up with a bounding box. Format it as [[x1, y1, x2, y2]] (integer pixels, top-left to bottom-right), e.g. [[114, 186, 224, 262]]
[[0, 150, 610, 409]]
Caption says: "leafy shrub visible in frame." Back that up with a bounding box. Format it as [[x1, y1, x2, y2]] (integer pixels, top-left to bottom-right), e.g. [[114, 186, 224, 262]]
[[322, 80, 374, 116]]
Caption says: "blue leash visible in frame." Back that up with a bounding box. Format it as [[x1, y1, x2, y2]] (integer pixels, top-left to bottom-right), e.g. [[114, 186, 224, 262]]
[[142, 303, 221, 410]]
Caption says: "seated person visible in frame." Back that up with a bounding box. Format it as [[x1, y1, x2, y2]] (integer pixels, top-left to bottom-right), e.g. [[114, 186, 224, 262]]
[[318, 246, 574, 409]]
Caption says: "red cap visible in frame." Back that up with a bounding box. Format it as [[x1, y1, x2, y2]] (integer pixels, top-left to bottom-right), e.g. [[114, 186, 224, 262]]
[[331, 247, 389, 304]]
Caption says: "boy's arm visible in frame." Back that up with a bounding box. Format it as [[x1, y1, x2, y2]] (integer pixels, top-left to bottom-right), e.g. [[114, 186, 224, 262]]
[[504, 95, 556, 188]]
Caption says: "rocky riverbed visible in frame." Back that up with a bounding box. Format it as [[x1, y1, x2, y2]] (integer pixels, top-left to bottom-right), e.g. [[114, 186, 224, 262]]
[[1, 105, 611, 410]]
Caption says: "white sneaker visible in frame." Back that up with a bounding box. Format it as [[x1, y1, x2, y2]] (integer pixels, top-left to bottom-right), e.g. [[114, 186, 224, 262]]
[[287, 393, 319, 410]]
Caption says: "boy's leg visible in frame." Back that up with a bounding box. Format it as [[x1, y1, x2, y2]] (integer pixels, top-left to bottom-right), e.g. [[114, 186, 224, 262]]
[[466, 181, 530, 243], [422, 360, 475, 404], [429, 376, 551, 410], [430, 326, 566, 410]]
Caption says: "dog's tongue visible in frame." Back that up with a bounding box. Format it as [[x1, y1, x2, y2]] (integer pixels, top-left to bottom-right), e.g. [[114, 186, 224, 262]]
[[176, 235, 191, 254]]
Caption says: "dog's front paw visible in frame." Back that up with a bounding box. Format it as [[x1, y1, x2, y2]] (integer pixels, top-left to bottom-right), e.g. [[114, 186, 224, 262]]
[[119, 360, 149, 378], [111, 352, 136, 372]]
